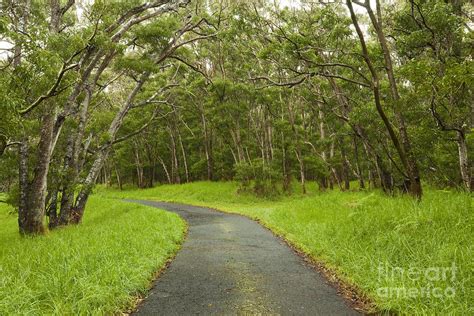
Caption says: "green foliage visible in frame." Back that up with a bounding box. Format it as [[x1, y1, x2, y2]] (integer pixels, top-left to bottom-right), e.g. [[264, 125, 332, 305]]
[[115, 56, 159, 73], [0, 196, 185, 315], [134, 16, 180, 46], [0, 4, 472, 315], [105, 182, 474, 315], [234, 159, 282, 197]]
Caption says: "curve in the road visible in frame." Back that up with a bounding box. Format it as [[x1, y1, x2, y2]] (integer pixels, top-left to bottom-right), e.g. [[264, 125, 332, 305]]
[[128, 200, 359, 316]]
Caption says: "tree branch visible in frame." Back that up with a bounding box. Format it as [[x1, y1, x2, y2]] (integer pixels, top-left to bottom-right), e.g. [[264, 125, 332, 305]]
[[19, 48, 84, 115], [250, 75, 308, 88], [169, 55, 212, 82], [314, 71, 371, 88], [60, 0, 75, 16]]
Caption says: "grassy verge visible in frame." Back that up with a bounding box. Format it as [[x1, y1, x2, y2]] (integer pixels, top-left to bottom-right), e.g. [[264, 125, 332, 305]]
[[0, 196, 185, 315], [101, 181, 473, 314]]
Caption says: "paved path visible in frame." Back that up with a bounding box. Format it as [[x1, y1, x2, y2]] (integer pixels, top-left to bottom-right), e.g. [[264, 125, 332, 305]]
[[129, 200, 359, 316]]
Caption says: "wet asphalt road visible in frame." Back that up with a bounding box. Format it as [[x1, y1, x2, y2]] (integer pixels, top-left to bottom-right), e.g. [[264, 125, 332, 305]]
[[128, 200, 359, 316]]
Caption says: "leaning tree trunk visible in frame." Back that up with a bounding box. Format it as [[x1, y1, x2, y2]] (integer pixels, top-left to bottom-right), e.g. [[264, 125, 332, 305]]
[[169, 128, 181, 184], [157, 155, 172, 184], [57, 135, 76, 226], [177, 129, 189, 183], [68, 72, 150, 224], [71, 151, 108, 224], [56, 88, 92, 227], [365, 0, 422, 198], [326, 75, 386, 192], [347, 0, 421, 199], [51, 0, 192, 226]]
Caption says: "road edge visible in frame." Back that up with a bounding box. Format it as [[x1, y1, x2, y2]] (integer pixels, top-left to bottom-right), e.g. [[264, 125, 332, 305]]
[[129, 199, 380, 314], [122, 200, 190, 315]]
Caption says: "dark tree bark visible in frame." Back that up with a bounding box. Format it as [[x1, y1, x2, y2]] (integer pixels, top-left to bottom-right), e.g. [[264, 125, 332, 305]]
[[18, 113, 56, 234], [46, 190, 59, 229]]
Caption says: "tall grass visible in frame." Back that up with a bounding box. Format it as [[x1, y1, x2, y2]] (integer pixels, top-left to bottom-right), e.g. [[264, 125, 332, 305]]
[[103, 181, 473, 314], [0, 196, 185, 315]]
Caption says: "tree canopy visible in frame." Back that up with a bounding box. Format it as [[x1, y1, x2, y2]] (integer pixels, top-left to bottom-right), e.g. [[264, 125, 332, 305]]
[[0, 0, 472, 235]]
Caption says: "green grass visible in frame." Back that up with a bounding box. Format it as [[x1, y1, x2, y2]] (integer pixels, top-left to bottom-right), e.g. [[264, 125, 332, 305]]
[[0, 196, 185, 315], [102, 181, 473, 315]]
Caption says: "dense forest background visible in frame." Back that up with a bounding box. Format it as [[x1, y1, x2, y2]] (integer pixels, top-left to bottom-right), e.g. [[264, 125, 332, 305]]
[[0, 0, 472, 235]]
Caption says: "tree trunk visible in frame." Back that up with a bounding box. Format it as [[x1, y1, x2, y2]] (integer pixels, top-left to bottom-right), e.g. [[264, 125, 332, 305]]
[[230, 126, 245, 163], [281, 133, 292, 193], [68, 72, 150, 224], [18, 139, 30, 234], [70, 150, 108, 224], [134, 142, 144, 188], [57, 87, 93, 226], [19, 113, 56, 234], [169, 128, 181, 184], [54, 78, 93, 227], [114, 161, 123, 190], [144, 141, 156, 187], [205, 138, 213, 181], [366, 0, 422, 199], [177, 129, 189, 183], [328, 140, 338, 190], [340, 140, 351, 191], [58, 133, 76, 226], [295, 149, 306, 194], [199, 107, 213, 180], [457, 131, 471, 191], [157, 155, 172, 184], [317, 103, 331, 189], [47, 190, 59, 229], [347, 0, 421, 199], [353, 135, 365, 189]]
